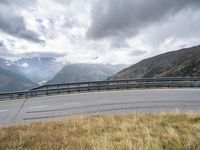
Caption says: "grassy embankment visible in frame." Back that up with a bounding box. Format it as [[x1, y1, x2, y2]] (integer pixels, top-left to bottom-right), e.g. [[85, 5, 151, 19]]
[[1, 113, 200, 150]]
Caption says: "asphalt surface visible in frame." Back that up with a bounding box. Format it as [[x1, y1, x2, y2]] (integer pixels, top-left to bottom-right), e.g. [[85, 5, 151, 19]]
[[0, 88, 200, 126]]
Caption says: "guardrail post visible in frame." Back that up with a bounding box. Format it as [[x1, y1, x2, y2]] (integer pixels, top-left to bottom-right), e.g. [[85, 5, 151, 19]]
[[107, 82, 109, 90], [67, 84, 70, 93], [137, 81, 139, 88], [46, 86, 48, 95], [178, 83, 181, 88], [78, 83, 80, 92], [88, 83, 90, 91], [58, 85, 60, 94], [97, 82, 99, 91], [25, 92, 27, 98], [190, 82, 193, 87], [116, 81, 119, 89], [167, 81, 170, 88]]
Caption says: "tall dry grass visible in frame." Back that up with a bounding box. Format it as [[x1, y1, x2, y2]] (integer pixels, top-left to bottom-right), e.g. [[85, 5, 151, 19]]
[[1, 113, 200, 150]]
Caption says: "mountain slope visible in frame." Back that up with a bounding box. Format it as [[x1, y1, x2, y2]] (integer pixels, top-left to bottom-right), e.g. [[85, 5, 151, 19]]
[[0, 58, 25, 76], [0, 67, 38, 92], [15, 57, 64, 84], [109, 45, 200, 79], [47, 64, 126, 84], [0, 57, 64, 84]]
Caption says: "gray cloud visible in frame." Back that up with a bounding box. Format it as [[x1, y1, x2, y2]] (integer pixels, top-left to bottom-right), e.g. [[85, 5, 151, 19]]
[[37, 18, 56, 40], [0, 3, 44, 44], [21, 52, 65, 58], [0, 0, 37, 8], [0, 40, 62, 59], [0, 41, 3, 47], [110, 37, 129, 48], [129, 50, 146, 56], [0, 41, 12, 57], [56, 0, 73, 5], [63, 18, 77, 28], [0, 0, 8, 4], [87, 0, 200, 40], [143, 9, 200, 48]]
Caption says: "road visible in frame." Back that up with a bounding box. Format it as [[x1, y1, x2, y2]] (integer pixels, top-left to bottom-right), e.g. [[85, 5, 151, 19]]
[[0, 88, 200, 126]]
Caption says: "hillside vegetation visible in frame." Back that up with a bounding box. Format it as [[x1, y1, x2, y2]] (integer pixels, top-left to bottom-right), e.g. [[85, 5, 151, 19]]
[[110, 45, 200, 80], [1, 113, 200, 150]]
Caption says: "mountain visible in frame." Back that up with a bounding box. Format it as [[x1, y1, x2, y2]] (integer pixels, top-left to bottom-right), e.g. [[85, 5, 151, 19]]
[[0, 67, 38, 92], [15, 57, 64, 84], [0, 57, 64, 84], [0, 58, 24, 76], [47, 63, 126, 84], [109, 45, 200, 79]]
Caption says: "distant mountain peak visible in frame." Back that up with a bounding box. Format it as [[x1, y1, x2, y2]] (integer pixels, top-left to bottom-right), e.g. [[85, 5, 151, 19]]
[[47, 63, 127, 84]]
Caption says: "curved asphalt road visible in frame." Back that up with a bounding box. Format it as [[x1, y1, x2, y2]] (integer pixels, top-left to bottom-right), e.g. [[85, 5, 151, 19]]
[[0, 88, 200, 125]]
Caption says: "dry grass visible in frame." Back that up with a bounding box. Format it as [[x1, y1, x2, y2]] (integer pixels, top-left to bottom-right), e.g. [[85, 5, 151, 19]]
[[1, 113, 200, 150]]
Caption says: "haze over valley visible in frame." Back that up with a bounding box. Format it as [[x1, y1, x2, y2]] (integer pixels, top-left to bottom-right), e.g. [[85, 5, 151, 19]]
[[1, 44, 200, 92], [0, 56, 127, 92]]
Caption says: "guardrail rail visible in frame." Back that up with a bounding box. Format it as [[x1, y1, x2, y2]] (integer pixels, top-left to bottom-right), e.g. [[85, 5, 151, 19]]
[[1, 77, 200, 100]]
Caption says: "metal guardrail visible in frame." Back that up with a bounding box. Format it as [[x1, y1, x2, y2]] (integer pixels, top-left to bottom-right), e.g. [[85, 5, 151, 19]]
[[1, 77, 200, 100]]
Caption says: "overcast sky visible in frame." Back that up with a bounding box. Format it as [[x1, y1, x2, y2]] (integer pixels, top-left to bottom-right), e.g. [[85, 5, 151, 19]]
[[0, 0, 200, 64]]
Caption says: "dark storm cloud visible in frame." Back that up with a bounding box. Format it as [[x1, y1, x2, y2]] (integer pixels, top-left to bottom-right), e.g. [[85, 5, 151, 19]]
[[0, 2, 44, 44], [87, 0, 200, 39]]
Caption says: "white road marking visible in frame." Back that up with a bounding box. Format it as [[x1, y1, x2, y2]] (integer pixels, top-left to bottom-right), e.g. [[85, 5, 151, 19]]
[[97, 100, 113, 104], [0, 109, 9, 113], [29, 105, 48, 109], [64, 102, 80, 106]]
